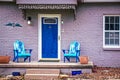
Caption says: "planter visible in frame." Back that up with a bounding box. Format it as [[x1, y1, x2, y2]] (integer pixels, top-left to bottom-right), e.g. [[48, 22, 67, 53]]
[[0, 56, 10, 63], [79, 56, 89, 64]]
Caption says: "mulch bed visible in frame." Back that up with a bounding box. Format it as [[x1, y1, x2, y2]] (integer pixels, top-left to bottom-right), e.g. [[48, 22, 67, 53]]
[[0, 66, 120, 80], [60, 65, 120, 80]]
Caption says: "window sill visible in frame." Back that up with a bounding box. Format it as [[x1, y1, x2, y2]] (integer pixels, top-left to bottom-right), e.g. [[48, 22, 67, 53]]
[[103, 47, 120, 51]]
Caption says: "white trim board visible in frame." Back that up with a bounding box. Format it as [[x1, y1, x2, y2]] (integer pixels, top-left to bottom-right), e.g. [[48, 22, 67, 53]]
[[38, 14, 61, 61]]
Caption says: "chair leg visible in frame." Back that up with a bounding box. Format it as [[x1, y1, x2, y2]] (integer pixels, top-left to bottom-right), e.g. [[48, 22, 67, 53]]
[[64, 57, 65, 63], [76, 57, 79, 62], [24, 56, 31, 62], [24, 57, 28, 62], [66, 57, 70, 62], [29, 57, 31, 62], [76, 58, 78, 62], [17, 58, 19, 62], [13, 57, 18, 62], [13, 57, 15, 62]]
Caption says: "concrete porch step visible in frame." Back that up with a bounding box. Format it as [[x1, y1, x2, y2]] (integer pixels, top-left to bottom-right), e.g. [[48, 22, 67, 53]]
[[25, 69, 60, 80], [26, 69, 60, 74]]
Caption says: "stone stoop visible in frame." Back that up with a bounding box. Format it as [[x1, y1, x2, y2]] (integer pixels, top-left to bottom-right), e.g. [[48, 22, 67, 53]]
[[25, 69, 60, 80]]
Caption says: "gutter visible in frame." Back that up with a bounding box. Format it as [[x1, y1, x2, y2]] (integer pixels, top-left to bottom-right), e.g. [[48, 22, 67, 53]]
[[81, 0, 120, 3], [0, 0, 15, 2]]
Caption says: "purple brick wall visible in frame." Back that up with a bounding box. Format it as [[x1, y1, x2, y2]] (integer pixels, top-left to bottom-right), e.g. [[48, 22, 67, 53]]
[[0, 2, 120, 67], [61, 3, 120, 67], [0, 2, 38, 61]]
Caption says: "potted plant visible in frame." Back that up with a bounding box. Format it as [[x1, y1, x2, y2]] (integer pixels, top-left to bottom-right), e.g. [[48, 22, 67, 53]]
[[0, 56, 10, 63]]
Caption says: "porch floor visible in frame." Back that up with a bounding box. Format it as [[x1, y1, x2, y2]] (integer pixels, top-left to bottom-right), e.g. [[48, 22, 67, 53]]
[[0, 61, 93, 69]]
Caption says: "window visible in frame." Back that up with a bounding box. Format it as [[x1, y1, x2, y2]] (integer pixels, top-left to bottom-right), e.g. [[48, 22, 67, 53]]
[[103, 15, 120, 49], [43, 17, 57, 24]]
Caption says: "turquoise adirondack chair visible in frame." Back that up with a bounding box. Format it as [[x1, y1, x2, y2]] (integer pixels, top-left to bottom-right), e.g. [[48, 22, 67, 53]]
[[62, 41, 80, 62], [13, 40, 32, 62]]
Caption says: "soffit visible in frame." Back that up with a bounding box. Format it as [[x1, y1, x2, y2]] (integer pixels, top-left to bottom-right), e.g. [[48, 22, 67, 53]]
[[16, 0, 77, 5], [16, 0, 77, 9]]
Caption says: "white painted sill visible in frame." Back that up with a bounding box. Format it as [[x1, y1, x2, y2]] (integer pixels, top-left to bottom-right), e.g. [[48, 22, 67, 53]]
[[103, 47, 120, 51]]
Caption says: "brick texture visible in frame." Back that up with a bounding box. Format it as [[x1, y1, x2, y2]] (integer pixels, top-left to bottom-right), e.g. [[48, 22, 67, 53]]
[[0, 2, 120, 67]]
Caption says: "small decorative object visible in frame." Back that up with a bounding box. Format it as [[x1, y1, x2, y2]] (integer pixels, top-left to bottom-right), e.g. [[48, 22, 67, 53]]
[[5, 22, 22, 27], [0, 56, 10, 63], [80, 56, 89, 64], [72, 70, 82, 76], [12, 72, 20, 76]]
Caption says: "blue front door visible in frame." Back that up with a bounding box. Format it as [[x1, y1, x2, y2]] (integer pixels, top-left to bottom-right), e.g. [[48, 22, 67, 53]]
[[42, 17, 58, 58]]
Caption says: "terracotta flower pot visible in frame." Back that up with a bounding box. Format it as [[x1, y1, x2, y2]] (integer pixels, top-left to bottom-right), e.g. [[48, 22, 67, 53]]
[[0, 56, 10, 63], [79, 56, 89, 64]]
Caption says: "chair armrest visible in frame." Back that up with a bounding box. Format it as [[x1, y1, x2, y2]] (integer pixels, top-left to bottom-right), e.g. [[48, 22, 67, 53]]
[[13, 50, 18, 53], [62, 49, 69, 54], [76, 50, 80, 53], [25, 49, 32, 53]]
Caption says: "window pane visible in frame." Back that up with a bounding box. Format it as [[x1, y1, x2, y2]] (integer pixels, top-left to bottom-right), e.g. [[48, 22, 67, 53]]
[[44, 18, 57, 24], [115, 32, 119, 39], [115, 39, 119, 45], [115, 24, 119, 30], [110, 32, 114, 39], [105, 24, 109, 30], [110, 39, 114, 45], [110, 24, 114, 30], [105, 32, 109, 38], [115, 16, 119, 23], [110, 16, 114, 23], [105, 39, 109, 45], [105, 16, 109, 23]]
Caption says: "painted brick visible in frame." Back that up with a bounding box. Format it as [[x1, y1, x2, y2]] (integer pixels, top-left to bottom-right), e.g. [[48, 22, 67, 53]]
[[0, 2, 120, 67]]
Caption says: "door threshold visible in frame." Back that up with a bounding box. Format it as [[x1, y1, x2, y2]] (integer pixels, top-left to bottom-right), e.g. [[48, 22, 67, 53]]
[[39, 59, 60, 62]]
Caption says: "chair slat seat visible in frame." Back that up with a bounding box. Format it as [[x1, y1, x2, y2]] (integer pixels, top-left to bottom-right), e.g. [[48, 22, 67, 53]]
[[18, 53, 31, 57], [64, 53, 77, 57]]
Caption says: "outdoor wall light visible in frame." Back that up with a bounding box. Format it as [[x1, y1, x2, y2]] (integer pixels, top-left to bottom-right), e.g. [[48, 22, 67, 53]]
[[27, 16, 32, 25], [61, 20, 64, 24], [5, 22, 22, 27]]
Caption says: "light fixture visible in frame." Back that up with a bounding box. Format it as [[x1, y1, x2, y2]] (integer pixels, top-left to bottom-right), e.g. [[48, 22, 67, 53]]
[[61, 20, 64, 24], [27, 17, 32, 25], [5, 22, 22, 27]]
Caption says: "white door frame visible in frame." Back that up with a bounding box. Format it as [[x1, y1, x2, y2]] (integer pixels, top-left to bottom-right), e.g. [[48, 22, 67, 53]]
[[38, 14, 61, 61]]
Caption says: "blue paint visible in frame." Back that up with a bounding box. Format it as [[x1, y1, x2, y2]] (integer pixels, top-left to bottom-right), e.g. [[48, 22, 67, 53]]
[[62, 41, 80, 62], [72, 70, 82, 76], [42, 17, 58, 58], [13, 40, 32, 62]]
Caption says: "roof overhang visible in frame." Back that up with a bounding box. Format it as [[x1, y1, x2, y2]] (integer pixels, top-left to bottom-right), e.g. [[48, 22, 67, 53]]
[[16, 0, 77, 5], [16, 0, 77, 20], [17, 0, 77, 10], [18, 4, 76, 10], [0, 0, 14, 2]]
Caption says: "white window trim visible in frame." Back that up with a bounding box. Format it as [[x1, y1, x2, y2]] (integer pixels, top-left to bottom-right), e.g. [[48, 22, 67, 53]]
[[103, 15, 120, 50]]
